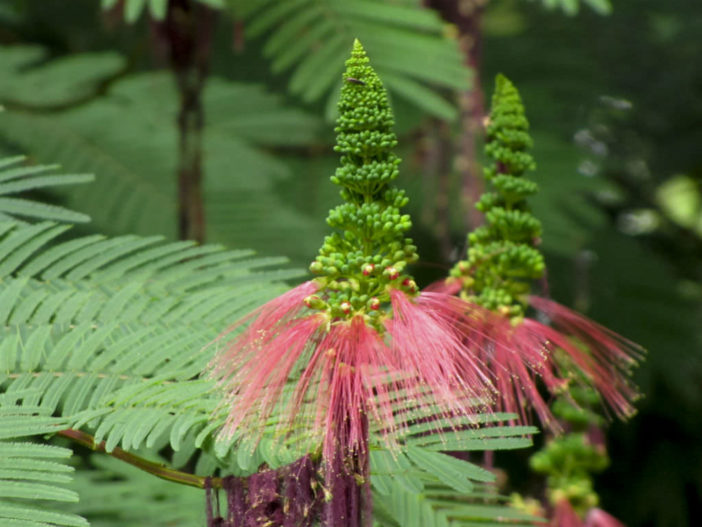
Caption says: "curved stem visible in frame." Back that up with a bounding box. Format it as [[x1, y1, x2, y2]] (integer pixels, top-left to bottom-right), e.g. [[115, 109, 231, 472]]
[[57, 429, 222, 490]]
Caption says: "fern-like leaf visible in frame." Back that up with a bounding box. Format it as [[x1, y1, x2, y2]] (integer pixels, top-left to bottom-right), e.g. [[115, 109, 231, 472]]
[[538, 0, 612, 16], [0, 218, 302, 472], [101, 0, 225, 23], [0, 407, 87, 527], [60, 455, 204, 527], [373, 478, 540, 527], [0, 54, 324, 261], [0, 46, 124, 108], [0, 155, 92, 224], [246, 0, 470, 120]]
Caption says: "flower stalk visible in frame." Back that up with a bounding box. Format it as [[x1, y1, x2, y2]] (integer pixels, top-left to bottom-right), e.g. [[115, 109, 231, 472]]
[[57, 428, 220, 489]]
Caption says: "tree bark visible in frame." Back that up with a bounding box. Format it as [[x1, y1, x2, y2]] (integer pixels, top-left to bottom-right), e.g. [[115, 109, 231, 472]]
[[426, 0, 487, 232], [158, 0, 216, 243]]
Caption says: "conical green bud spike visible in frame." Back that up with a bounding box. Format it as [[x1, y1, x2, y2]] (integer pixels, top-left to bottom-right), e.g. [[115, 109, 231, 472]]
[[310, 41, 418, 327], [451, 74, 544, 316]]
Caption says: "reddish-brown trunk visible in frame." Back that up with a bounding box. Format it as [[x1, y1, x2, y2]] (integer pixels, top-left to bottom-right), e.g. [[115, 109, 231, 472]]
[[426, 0, 487, 232], [156, 0, 216, 243]]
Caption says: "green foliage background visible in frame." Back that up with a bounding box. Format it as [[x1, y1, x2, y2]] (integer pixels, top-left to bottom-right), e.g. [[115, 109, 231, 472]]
[[0, 0, 700, 526]]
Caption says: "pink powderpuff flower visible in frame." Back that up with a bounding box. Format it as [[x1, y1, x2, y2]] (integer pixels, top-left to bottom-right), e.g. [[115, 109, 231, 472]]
[[208, 280, 498, 468], [551, 499, 583, 527], [584, 508, 626, 527], [431, 280, 642, 430], [550, 501, 626, 527]]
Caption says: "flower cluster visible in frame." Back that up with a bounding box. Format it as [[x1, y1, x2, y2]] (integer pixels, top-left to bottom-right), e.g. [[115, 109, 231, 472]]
[[209, 48, 642, 527], [209, 41, 495, 527], [441, 75, 642, 429], [528, 385, 624, 526]]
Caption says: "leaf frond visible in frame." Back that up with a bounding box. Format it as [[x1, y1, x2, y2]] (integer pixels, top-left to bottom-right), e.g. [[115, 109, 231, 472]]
[[0, 409, 87, 527], [0, 155, 92, 224], [246, 0, 470, 119]]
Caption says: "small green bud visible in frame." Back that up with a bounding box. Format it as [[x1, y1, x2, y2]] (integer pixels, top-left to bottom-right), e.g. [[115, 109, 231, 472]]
[[384, 267, 399, 280], [304, 295, 326, 310], [402, 278, 417, 293]]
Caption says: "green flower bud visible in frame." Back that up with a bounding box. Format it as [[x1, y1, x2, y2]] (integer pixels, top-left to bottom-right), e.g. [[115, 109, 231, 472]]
[[306, 40, 420, 325], [450, 75, 543, 317]]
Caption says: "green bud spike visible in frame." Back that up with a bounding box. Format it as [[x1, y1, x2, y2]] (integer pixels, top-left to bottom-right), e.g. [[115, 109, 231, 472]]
[[451, 74, 545, 317], [310, 40, 419, 324], [530, 429, 609, 514], [529, 378, 610, 516]]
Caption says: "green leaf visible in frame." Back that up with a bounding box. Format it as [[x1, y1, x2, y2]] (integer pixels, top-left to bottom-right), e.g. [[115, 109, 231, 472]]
[[0, 504, 88, 527], [583, 0, 612, 14], [0, 156, 92, 224], [406, 446, 489, 493], [374, 478, 540, 527], [148, 0, 168, 18], [0, 46, 124, 107], [0, 481, 78, 502], [0, 65, 324, 262], [382, 72, 458, 121], [61, 456, 203, 526], [0, 198, 90, 223], [247, 0, 469, 120], [0, 411, 86, 527], [0, 223, 69, 277], [124, 0, 147, 22], [370, 449, 423, 495]]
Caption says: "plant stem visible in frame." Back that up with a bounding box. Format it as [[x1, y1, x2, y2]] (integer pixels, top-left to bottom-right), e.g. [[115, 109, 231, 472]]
[[426, 0, 487, 231], [57, 429, 222, 489], [160, 0, 216, 243], [436, 120, 455, 261]]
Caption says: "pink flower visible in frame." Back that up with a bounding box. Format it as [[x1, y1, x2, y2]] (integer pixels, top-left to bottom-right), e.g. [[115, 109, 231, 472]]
[[551, 499, 583, 527], [209, 281, 497, 465], [525, 296, 641, 421], [585, 508, 626, 527], [549, 501, 626, 527], [430, 280, 642, 429]]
